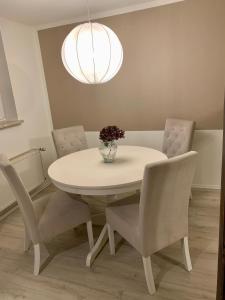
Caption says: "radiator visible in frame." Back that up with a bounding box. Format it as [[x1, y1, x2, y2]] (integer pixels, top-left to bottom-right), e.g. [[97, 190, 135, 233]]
[[0, 148, 46, 213]]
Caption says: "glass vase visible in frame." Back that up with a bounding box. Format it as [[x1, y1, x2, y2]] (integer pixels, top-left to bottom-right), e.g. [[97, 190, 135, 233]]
[[99, 140, 118, 163]]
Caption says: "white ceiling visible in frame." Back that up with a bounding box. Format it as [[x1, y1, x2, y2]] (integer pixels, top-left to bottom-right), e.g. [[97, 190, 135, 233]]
[[0, 0, 184, 29]]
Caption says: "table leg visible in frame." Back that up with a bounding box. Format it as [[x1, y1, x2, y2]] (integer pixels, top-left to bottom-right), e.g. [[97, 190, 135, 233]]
[[86, 193, 135, 267], [86, 224, 108, 267]]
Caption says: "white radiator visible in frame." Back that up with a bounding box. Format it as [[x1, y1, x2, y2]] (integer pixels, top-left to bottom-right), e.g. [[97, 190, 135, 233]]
[[0, 148, 46, 213]]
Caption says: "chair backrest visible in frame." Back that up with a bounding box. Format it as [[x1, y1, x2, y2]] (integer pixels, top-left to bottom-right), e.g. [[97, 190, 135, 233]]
[[0, 154, 40, 244], [139, 151, 197, 257], [52, 125, 88, 158], [162, 118, 195, 158]]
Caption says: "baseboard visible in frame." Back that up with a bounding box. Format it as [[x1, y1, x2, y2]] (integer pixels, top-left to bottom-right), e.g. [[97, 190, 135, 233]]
[[30, 180, 51, 197], [0, 202, 18, 222], [192, 184, 221, 191]]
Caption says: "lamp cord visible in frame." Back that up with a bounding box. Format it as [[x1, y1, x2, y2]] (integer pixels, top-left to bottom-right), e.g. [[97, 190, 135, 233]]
[[85, 0, 95, 81], [86, 0, 91, 23]]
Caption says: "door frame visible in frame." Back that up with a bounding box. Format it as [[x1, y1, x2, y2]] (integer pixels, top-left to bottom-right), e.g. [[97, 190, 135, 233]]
[[217, 100, 225, 300]]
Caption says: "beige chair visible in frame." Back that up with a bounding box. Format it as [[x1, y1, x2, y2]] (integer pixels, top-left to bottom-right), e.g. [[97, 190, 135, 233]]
[[52, 125, 103, 222], [52, 125, 88, 158], [0, 153, 94, 275], [162, 118, 195, 158], [106, 151, 197, 295]]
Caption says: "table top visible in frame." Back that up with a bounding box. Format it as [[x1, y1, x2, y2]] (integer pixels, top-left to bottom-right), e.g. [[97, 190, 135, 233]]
[[48, 146, 167, 195]]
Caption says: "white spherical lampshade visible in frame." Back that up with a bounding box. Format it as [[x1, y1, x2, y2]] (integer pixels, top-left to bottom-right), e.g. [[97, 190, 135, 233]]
[[61, 22, 123, 84]]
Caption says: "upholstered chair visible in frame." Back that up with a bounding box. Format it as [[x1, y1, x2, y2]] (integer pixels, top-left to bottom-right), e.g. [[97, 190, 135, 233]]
[[106, 151, 197, 295], [52, 125, 88, 158], [0, 154, 94, 275], [162, 118, 195, 158]]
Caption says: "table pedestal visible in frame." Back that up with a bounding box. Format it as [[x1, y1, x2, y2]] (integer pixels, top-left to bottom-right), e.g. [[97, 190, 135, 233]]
[[85, 192, 138, 267], [82, 195, 108, 225], [86, 224, 108, 267], [82, 192, 135, 225]]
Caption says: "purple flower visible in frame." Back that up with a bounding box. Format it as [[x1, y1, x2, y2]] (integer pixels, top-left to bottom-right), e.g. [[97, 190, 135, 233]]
[[99, 126, 125, 142]]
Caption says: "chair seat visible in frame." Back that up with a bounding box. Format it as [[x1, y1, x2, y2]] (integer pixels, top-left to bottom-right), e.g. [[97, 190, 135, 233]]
[[34, 191, 90, 242], [106, 194, 141, 252]]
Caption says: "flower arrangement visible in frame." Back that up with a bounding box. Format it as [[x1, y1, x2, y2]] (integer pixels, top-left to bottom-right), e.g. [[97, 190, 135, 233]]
[[99, 126, 125, 162], [99, 125, 125, 144]]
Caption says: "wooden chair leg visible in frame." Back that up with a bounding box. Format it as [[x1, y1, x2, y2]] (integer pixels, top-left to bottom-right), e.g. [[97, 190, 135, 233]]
[[33, 243, 49, 276], [107, 224, 115, 255], [24, 227, 31, 252], [142, 256, 156, 295], [181, 237, 192, 271], [33, 244, 41, 276], [87, 221, 94, 249]]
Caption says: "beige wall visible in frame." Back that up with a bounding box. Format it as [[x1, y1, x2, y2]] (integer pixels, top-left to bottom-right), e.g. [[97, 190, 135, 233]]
[[38, 0, 225, 131]]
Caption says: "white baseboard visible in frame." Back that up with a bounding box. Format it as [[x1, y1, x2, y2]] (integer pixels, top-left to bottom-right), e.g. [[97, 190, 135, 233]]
[[192, 184, 221, 191], [0, 205, 18, 222]]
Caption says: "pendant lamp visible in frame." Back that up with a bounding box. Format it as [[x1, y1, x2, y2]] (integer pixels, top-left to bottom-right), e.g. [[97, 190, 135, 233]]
[[61, 3, 123, 84]]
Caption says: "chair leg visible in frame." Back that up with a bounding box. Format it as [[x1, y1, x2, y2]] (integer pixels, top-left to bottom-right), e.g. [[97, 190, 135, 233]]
[[142, 256, 156, 295], [107, 224, 115, 255], [86, 221, 94, 249], [181, 237, 192, 271], [33, 244, 41, 276], [33, 243, 49, 276], [24, 227, 31, 252]]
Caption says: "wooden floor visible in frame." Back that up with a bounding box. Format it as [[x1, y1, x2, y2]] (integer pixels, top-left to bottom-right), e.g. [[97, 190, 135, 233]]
[[0, 189, 220, 300]]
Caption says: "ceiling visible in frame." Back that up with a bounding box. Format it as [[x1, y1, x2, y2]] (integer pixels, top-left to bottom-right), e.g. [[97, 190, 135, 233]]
[[0, 0, 183, 28]]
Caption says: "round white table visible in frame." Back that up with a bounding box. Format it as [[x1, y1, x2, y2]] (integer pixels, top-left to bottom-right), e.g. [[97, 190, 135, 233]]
[[48, 146, 167, 196], [48, 145, 167, 266]]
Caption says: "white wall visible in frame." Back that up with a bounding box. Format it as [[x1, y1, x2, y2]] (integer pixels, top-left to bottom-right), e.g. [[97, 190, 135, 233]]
[[0, 18, 57, 211], [86, 130, 223, 189], [0, 18, 56, 169]]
